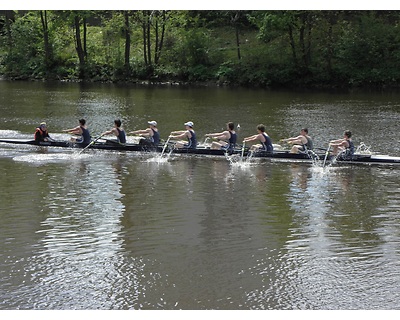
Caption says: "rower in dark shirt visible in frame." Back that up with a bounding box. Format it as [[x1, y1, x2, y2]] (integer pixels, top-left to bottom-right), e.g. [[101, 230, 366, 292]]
[[101, 119, 126, 144], [330, 130, 355, 160], [243, 124, 273, 152], [169, 121, 197, 149], [129, 120, 160, 146], [281, 128, 313, 154], [62, 119, 91, 147], [205, 121, 237, 150]]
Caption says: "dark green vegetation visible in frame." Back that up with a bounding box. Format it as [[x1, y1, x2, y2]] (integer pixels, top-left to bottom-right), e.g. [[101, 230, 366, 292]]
[[1, 10, 400, 89]]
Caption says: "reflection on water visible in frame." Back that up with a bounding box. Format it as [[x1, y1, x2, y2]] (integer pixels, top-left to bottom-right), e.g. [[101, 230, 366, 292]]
[[1, 83, 400, 310], [243, 163, 400, 309], [1, 143, 400, 310]]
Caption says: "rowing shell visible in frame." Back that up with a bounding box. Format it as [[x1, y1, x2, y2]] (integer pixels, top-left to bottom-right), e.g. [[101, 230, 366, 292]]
[[1, 138, 400, 165], [251, 150, 400, 165], [0, 138, 241, 155], [0, 138, 162, 152]]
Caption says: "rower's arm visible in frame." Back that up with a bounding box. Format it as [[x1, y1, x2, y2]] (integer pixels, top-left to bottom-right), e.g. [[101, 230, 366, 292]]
[[63, 126, 81, 134], [130, 129, 150, 135], [288, 136, 307, 145], [329, 138, 344, 144], [101, 129, 114, 136], [205, 131, 223, 137], [283, 135, 301, 143], [169, 132, 185, 139], [243, 134, 258, 142], [206, 133, 225, 140]]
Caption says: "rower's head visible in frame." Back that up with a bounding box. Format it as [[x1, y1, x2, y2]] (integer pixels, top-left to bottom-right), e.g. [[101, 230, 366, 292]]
[[184, 121, 194, 128], [79, 119, 86, 126], [344, 130, 352, 138], [227, 122, 234, 130], [39, 122, 47, 129], [148, 120, 157, 127], [257, 124, 266, 133], [301, 128, 308, 135], [114, 119, 122, 127]]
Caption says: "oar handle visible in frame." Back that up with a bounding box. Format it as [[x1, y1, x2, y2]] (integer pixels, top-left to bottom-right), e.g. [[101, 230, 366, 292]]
[[78, 134, 105, 154]]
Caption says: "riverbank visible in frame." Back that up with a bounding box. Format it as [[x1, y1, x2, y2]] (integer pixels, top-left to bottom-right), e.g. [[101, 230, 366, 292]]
[[3, 74, 400, 94]]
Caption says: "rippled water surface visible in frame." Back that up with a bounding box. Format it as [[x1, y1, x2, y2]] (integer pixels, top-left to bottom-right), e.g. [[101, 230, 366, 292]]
[[0, 81, 400, 310]]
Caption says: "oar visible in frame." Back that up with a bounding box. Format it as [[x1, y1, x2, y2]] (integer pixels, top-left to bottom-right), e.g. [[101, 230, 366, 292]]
[[322, 143, 330, 167], [160, 136, 171, 157], [79, 134, 105, 154], [240, 141, 246, 161]]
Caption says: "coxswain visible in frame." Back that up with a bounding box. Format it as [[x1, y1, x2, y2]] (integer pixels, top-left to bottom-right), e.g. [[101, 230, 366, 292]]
[[34, 122, 53, 142]]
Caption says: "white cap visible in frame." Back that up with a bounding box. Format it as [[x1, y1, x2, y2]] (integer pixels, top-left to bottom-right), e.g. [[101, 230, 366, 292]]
[[148, 121, 157, 126], [184, 121, 194, 127]]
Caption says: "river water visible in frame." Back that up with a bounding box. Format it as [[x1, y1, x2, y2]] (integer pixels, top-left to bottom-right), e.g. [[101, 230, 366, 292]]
[[0, 81, 399, 310]]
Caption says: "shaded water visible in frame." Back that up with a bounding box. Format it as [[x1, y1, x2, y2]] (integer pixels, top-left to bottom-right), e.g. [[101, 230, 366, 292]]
[[0, 81, 400, 310]]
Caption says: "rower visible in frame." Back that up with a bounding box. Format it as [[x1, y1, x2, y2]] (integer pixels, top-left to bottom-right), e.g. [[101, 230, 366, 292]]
[[101, 119, 126, 144], [169, 121, 197, 149], [34, 122, 53, 142], [129, 120, 160, 146], [205, 122, 237, 150], [243, 124, 273, 152], [62, 119, 91, 147], [281, 128, 313, 154], [330, 130, 354, 159]]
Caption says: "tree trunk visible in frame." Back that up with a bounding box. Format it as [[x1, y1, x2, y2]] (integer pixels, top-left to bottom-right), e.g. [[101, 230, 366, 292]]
[[146, 12, 152, 66], [299, 12, 312, 71], [40, 10, 51, 77], [235, 24, 241, 61], [142, 22, 147, 65], [325, 12, 337, 76], [74, 15, 86, 78], [4, 10, 14, 48], [155, 11, 167, 65], [288, 25, 298, 67], [124, 11, 131, 73], [83, 17, 87, 59], [232, 11, 241, 61]]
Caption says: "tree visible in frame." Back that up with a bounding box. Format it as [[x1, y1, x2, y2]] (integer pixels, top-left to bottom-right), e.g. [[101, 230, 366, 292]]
[[231, 11, 242, 60], [124, 11, 131, 74], [0, 10, 15, 48], [74, 14, 86, 78], [39, 10, 52, 78], [134, 10, 170, 71]]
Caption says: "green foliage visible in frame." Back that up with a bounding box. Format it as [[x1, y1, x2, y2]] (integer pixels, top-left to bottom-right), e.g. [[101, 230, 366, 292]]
[[2, 10, 400, 88], [3, 12, 44, 78]]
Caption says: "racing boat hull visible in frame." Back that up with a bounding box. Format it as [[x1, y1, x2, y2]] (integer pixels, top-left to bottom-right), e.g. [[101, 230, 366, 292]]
[[1, 138, 400, 164]]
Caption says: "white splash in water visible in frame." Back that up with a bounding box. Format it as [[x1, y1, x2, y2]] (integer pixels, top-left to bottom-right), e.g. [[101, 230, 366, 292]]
[[147, 156, 169, 163], [225, 153, 255, 169], [230, 161, 253, 169], [13, 150, 95, 164]]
